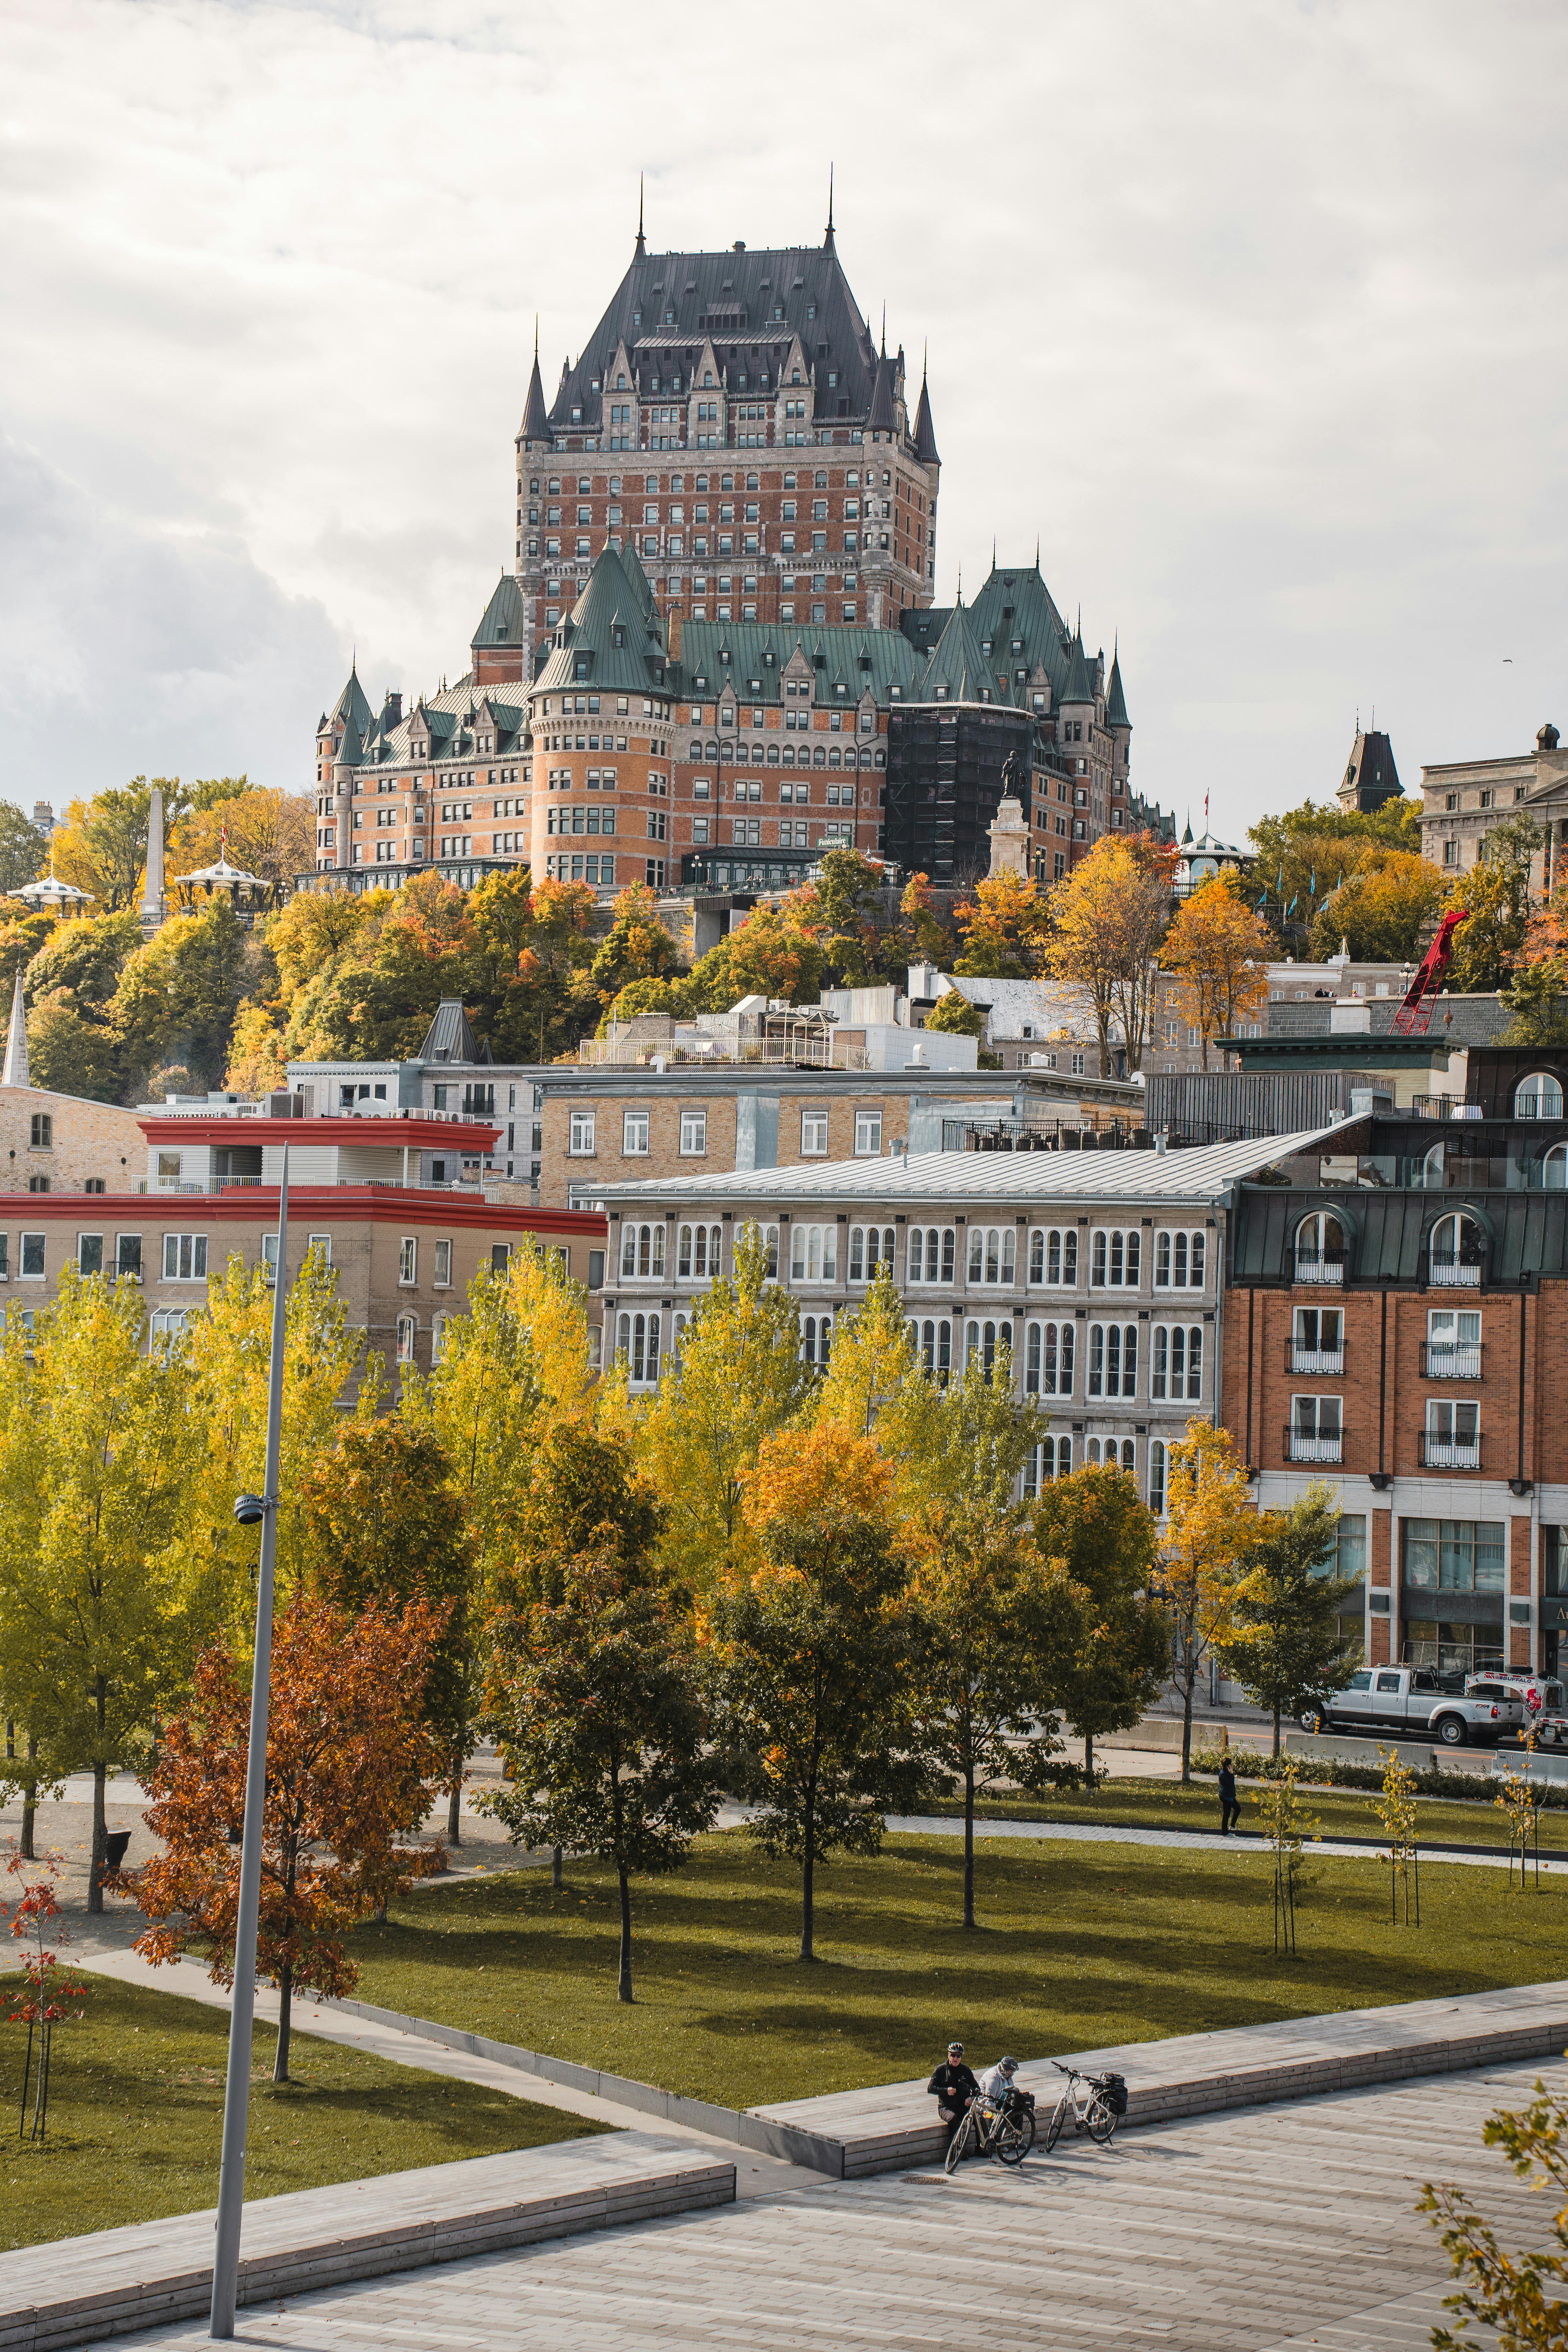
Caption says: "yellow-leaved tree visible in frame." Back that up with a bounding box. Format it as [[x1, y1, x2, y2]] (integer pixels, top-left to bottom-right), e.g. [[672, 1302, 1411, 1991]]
[[1044, 834, 1175, 1074], [1155, 1419, 1264, 1781], [1160, 875, 1272, 1068]]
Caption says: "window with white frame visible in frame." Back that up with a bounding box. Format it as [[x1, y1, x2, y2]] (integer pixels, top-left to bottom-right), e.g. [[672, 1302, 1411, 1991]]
[[306, 1233, 332, 1268], [115, 1235, 141, 1280], [800, 1312, 832, 1368], [395, 1314, 416, 1364], [1424, 1397, 1480, 1463], [163, 1233, 208, 1281], [262, 1233, 281, 1286], [789, 1224, 838, 1280], [1148, 1438, 1168, 1516], [1150, 1323, 1203, 1402], [569, 1110, 596, 1155], [1426, 1306, 1480, 1377], [678, 1223, 722, 1279], [1154, 1229, 1206, 1290], [398, 1236, 417, 1284], [1090, 1228, 1141, 1288], [1023, 1435, 1075, 1496], [78, 1233, 103, 1276], [848, 1225, 895, 1282], [1086, 1436, 1137, 1473], [1429, 1210, 1483, 1287], [19, 1233, 44, 1279], [853, 1111, 883, 1156], [1024, 1318, 1075, 1397], [619, 1221, 667, 1278], [800, 1110, 829, 1156], [1288, 1394, 1343, 1461], [967, 1226, 1018, 1285], [1087, 1321, 1138, 1398], [908, 1316, 953, 1383], [617, 1309, 662, 1385], [964, 1318, 1012, 1379], [739, 1218, 778, 1277], [431, 1312, 451, 1365], [680, 1109, 707, 1156], [1028, 1227, 1078, 1287], [907, 1226, 955, 1283], [433, 1239, 452, 1287], [623, 1110, 650, 1156]]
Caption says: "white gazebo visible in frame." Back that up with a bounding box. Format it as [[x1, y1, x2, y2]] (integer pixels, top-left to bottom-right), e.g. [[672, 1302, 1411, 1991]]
[[168, 833, 274, 918], [9, 864, 93, 919]]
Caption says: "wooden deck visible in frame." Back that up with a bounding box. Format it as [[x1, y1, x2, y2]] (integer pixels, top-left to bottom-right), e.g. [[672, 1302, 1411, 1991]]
[[0, 2134, 732, 2352]]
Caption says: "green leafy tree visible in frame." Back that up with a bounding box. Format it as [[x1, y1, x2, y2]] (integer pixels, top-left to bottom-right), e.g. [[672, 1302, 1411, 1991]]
[[924, 989, 985, 1038], [1447, 813, 1544, 992], [111, 897, 250, 1094], [633, 1225, 814, 1586], [24, 992, 122, 1101], [907, 1504, 1078, 1926], [1215, 1484, 1361, 1755], [483, 1434, 720, 2003], [813, 848, 887, 985], [297, 1419, 475, 1835], [1500, 957, 1568, 1048], [0, 912, 55, 997], [1031, 1464, 1169, 1780], [1155, 1421, 1264, 1782], [0, 1272, 187, 1910], [1307, 849, 1446, 964], [0, 805, 51, 896], [1247, 797, 1424, 945], [714, 1500, 920, 1962], [589, 883, 682, 1001], [903, 1345, 1045, 1514]]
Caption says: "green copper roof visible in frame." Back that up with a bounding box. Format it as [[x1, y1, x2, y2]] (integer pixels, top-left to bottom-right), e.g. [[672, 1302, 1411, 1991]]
[[329, 666, 374, 736], [1061, 631, 1094, 706], [532, 545, 671, 697], [471, 573, 527, 649], [966, 562, 1074, 701], [916, 601, 1008, 706], [673, 618, 921, 706]]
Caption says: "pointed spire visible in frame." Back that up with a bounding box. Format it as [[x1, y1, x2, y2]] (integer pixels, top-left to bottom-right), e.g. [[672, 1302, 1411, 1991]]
[[825, 164, 835, 249], [634, 176, 645, 259], [912, 354, 939, 464], [1107, 638, 1130, 730], [1034, 535, 1040, 570], [880, 302, 886, 358], [2, 969, 28, 1091], [521, 328, 551, 443]]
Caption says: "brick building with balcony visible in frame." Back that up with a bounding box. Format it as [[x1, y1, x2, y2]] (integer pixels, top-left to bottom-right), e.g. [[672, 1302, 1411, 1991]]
[[1224, 1047, 1568, 1687]]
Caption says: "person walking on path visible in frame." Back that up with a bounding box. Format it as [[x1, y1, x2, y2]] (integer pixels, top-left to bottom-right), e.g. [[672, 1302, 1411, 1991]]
[[1218, 1757, 1241, 1835]]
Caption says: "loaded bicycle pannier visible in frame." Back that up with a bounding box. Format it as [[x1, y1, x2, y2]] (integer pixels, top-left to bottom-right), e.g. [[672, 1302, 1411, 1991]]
[[1098, 2073, 1128, 2116]]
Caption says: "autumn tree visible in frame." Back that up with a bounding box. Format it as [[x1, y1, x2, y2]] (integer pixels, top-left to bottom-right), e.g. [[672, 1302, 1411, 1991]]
[[815, 1266, 930, 1458], [166, 785, 314, 888], [51, 779, 189, 912], [1247, 796, 1423, 946], [1419, 2074, 1568, 2349], [714, 1431, 920, 1961], [1215, 1484, 1362, 1755], [1308, 849, 1446, 965], [0, 1273, 187, 1910], [1447, 813, 1542, 992], [0, 805, 50, 898], [900, 871, 952, 966], [813, 848, 889, 986], [298, 1420, 474, 1837], [19, 911, 141, 1101], [1155, 1420, 1264, 1782], [1161, 876, 1271, 1068], [903, 1345, 1046, 1516], [111, 897, 251, 1093], [1044, 834, 1174, 1073], [483, 1430, 719, 2004], [952, 871, 1050, 979], [907, 1504, 1078, 1927], [589, 884, 682, 1003], [1030, 1464, 1169, 1780], [126, 1597, 448, 2077], [633, 1224, 814, 1586]]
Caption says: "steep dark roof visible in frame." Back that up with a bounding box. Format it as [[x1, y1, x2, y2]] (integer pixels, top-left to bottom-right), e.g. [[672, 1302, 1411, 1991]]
[[419, 998, 490, 1066], [335, 715, 364, 769], [1061, 632, 1094, 706], [1339, 728, 1404, 813], [471, 573, 527, 650], [912, 371, 939, 463], [1107, 646, 1129, 729], [868, 349, 896, 431], [916, 603, 1007, 706], [546, 238, 883, 435], [329, 666, 374, 736], [532, 546, 671, 697], [520, 346, 552, 444], [966, 563, 1074, 701], [674, 619, 921, 706]]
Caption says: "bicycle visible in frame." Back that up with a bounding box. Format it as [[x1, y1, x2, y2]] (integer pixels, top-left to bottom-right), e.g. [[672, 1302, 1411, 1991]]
[[942, 2086, 1036, 2173], [1044, 2060, 1127, 2151]]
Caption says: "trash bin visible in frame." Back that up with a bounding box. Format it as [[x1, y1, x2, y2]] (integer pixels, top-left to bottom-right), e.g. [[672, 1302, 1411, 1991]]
[[103, 1829, 131, 1873]]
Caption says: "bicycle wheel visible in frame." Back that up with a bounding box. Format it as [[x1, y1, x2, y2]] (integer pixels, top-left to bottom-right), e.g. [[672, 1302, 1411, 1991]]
[[1085, 2094, 1117, 2146], [944, 2111, 974, 2175], [996, 2109, 1035, 2167], [1044, 2095, 1068, 2153]]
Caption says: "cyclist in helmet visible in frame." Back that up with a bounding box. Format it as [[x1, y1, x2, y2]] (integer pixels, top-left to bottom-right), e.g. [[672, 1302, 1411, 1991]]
[[927, 2040, 978, 2147], [978, 2054, 1021, 2100]]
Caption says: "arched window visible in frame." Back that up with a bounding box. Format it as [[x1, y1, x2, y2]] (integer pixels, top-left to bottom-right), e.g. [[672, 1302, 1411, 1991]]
[[1027, 1227, 1077, 1287], [1429, 1212, 1483, 1288], [964, 1319, 1012, 1381], [1024, 1319, 1074, 1397], [967, 1227, 1017, 1285], [678, 1224, 723, 1280], [1544, 1143, 1568, 1190], [1421, 1141, 1445, 1189], [848, 1226, 895, 1282], [1087, 1322, 1138, 1398], [800, 1313, 832, 1368], [1148, 1440, 1168, 1517], [395, 1314, 416, 1364], [1294, 1212, 1345, 1284], [620, 1222, 666, 1279], [908, 1316, 953, 1383], [1516, 1072, 1564, 1118]]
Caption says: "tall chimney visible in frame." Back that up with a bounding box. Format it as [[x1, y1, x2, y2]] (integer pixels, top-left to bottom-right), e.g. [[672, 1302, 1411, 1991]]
[[141, 783, 165, 926]]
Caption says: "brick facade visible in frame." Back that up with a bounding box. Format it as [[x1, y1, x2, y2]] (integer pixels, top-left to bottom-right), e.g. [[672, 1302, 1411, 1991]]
[[0, 1086, 148, 1197]]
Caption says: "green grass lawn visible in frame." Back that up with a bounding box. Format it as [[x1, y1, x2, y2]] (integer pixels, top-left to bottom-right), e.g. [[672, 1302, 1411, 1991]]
[[919, 1774, 1568, 1850], [347, 1826, 1568, 2114], [0, 1974, 603, 2251]]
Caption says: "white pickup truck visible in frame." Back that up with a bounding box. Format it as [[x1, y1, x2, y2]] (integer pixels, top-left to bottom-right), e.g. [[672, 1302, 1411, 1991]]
[[1301, 1666, 1525, 1748]]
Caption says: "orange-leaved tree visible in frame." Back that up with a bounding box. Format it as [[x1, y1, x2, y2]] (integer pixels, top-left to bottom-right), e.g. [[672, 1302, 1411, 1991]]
[[124, 1596, 448, 2078], [1154, 1421, 1264, 1782], [1161, 874, 1271, 1068], [952, 871, 1050, 978], [1044, 833, 1175, 1073]]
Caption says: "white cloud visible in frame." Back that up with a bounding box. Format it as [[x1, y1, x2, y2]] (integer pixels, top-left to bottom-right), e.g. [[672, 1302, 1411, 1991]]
[[2, 0, 1565, 832]]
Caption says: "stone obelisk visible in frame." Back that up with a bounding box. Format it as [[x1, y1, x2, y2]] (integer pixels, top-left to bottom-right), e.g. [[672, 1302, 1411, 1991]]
[[2, 970, 28, 1089], [141, 783, 165, 931]]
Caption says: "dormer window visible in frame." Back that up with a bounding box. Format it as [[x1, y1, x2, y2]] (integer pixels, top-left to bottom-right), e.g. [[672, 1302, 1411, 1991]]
[[704, 371, 714, 387], [617, 374, 626, 389]]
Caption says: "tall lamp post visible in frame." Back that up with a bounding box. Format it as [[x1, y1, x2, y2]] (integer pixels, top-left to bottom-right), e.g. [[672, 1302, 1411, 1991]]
[[210, 1145, 290, 2339]]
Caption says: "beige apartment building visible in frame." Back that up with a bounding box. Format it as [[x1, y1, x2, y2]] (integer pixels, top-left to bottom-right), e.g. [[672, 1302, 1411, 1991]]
[[0, 1084, 148, 1196]]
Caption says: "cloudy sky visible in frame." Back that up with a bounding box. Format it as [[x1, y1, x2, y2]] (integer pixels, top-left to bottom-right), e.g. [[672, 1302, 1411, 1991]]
[[3, 0, 1564, 841]]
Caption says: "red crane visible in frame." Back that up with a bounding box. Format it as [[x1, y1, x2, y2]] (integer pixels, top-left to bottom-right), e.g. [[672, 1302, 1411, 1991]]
[[1391, 908, 1470, 1036]]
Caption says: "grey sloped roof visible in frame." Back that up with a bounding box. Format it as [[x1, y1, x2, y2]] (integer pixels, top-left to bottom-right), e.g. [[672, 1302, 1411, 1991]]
[[1107, 647, 1129, 729], [597, 1123, 1356, 1209], [330, 667, 374, 735], [471, 574, 527, 649], [674, 619, 921, 706], [547, 236, 884, 436], [1061, 632, 1094, 705], [532, 546, 670, 697], [913, 372, 939, 463], [419, 998, 490, 1066], [520, 349, 552, 442], [868, 350, 896, 431], [916, 602, 1008, 706]]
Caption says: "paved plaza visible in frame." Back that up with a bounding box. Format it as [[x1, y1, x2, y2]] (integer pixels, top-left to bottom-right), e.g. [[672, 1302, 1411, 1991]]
[[109, 2056, 1543, 2352]]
